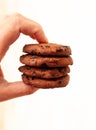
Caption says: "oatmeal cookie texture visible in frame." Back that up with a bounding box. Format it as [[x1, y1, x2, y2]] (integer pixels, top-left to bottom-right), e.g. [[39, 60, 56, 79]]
[[19, 43, 73, 88]]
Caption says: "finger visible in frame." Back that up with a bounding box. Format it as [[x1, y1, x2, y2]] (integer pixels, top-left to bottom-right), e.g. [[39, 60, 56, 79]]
[[0, 13, 48, 61], [19, 14, 48, 43], [0, 81, 39, 102]]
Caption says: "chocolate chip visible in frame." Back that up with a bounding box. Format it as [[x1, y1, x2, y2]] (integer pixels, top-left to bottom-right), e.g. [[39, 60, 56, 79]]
[[40, 63, 47, 67], [51, 72, 55, 77], [26, 66, 31, 70], [58, 68, 63, 72], [32, 71, 37, 76], [40, 45, 44, 49], [58, 80, 62, 85], [31, 50, 36, 54], [56, 48, 63, 52], [45, 45, 50, 48]]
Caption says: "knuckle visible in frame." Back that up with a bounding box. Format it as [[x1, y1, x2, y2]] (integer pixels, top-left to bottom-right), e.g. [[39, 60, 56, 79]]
[[10, 13, 22, 26], [12, 12, 22, 18], [34, 24, 43, 34], [37, 24, 42, 30]]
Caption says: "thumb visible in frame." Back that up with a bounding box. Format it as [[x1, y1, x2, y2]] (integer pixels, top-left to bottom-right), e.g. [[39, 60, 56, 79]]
[[0, 81, 38, 102]]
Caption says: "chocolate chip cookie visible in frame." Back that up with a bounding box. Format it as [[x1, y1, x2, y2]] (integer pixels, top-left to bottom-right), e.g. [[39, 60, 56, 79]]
[[20, 54, 73, 67], [19, 65, 70, 79], [23, 43, 72, 56], [22, 74, 70, 88], [19, 43, 73, 89]]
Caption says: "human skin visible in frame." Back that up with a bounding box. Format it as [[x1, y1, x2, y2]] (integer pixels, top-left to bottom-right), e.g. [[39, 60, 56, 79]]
[[0, 13, 48, 102]]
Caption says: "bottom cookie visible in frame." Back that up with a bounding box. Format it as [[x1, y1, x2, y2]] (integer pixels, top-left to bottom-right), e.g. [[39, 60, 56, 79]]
[[22, 74, 70, 88]]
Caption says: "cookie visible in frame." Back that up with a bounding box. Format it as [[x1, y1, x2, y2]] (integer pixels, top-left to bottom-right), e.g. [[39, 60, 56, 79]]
[[18, 65, 70, 79], [20, 54, 73, 67], [23, 43, 72, 56], [22, 74, 70, 88]]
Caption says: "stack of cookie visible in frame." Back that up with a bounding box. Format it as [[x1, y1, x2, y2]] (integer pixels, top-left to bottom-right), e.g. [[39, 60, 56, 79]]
[[19, 43, 73, 88]]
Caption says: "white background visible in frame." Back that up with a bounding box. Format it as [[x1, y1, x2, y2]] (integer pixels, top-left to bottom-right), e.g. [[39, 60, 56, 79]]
[[0, 0, 96, 130]]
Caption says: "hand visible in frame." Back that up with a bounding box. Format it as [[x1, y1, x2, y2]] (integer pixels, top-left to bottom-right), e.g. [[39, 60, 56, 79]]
[[0, 13, 48, 102]]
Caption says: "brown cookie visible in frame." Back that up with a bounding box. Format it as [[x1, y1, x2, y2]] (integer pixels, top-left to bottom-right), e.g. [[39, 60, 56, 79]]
[[23, 43, 72, 56], [20, 54, 73, 67], [19, 65, 70, 79], [22, 74, 70, 88]]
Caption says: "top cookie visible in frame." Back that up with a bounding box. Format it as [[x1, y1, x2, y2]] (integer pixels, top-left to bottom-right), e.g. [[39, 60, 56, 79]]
[[23, 43, 72, 56]]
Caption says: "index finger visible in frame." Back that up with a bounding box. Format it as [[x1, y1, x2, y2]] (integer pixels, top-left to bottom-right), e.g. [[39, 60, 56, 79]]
[[19, 14, 48, 43]]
